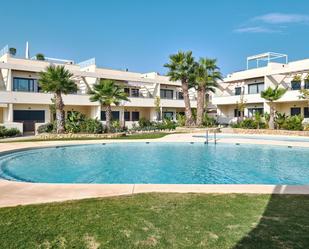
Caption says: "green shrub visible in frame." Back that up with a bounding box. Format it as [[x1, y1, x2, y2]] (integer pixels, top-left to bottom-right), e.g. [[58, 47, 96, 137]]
[[0, 126, 21, 138], [176, 113, 186, 127], [203, 114, 217, 127], [80, 118, 103, 134], [65, 111, 85, 133], [138, 117, 152, 128], [275, 112, 287, 129], [157, 119, 177, 130], [239, 119, 257, 129], [37, 123, 54, 133], [281, 115, 303, 131]]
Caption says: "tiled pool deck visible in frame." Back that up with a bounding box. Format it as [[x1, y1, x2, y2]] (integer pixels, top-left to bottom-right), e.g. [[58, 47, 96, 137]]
[[1, 133, 309, 207]]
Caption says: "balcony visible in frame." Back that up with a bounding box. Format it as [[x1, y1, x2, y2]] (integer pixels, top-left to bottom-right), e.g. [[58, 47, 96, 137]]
[[0, 91, 196, 108], [0, 91, 97, 106], [212, 94, 263, 105]]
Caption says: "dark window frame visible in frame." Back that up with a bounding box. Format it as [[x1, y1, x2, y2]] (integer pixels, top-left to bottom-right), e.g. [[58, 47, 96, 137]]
[[131, 88, 140, 97], [13, 77, 39, 92], [234, 109, 244, 118], [235, 87, 242, 95], [248, 83, 264, 94], [132, 111, 140, 121], [291, 81, 301, 90], [163, 111, 174, 120], [304, 107, 309, 118], [13, 110, 45, 122], [100, 111, 120, 121], [291, 107, 301, 116], [178, 92, 184, 100], [160, 89, 174, 99], [124, 111, 130, 121]]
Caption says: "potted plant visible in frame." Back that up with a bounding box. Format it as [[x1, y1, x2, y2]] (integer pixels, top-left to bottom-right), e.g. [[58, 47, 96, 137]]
[[291, 75, 302, 90], [9, 47, 16, 56], [36, 53, 45, 61]]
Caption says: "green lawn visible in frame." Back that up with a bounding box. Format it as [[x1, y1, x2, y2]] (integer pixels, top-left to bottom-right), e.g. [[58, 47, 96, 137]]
[[0, 193, 308, 249], [0, 132, 170, 143]]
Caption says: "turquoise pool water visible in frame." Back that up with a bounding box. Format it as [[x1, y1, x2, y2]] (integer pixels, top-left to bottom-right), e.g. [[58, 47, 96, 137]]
[[0, 143, 309, 184]]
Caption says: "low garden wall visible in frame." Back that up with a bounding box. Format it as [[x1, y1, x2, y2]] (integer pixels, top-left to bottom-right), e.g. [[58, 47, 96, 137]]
[[227, 128, 309, 137], [37, 132, 125, 140], [176, 127, 220, 133]]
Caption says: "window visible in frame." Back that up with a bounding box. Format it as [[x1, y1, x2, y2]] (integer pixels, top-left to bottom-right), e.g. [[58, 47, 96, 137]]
[[101, 111, 106, 121], [305, 81, 309, 89], [304, 107, 309, 118], [112, 111, 120, 120], [234, 109, 244, 118], [124, 111, 130, 121], [13, 78, 39, 92], [101, 111, 120, 120], [124, 88, 130, 95], [235, 87, 242, 95], [178, 92, 184, 99], [291, 107, 301, 116], [160, 89, 174, 99], [131, 88, 139, 97], [248, 83, 264, 94], [248, 108, 264, 118], [13, 110, 45, 122], [163, 112, 174, 120], [132, 112, 140, 121], [291, 81, 301, 90]]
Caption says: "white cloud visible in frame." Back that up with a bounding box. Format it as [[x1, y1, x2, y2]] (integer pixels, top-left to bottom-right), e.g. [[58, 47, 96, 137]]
[[253, 13, 309, 24], [234, 12, 309, 34], [234, 26, 280, 34]]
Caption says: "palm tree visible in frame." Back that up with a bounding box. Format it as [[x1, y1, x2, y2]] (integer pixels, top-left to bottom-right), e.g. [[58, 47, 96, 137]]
[[260, 86, 287, 129], [89, 79, 129, 132], [164, 51, 197, 126], [39, 65, 78, 133], [195, 58, 221, 126]]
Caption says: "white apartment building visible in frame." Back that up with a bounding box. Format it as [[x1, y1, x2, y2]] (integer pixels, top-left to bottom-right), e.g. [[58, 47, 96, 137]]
[[0, 44, 198, 134], [213, 52, 309, 124]]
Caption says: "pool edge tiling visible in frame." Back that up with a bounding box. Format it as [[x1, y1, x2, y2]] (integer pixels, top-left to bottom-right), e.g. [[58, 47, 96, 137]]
[[1, 132, 309, 207]]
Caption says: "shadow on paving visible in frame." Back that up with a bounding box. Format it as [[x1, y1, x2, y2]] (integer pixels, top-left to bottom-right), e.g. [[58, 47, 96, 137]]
[[234, 186, 309, 249]]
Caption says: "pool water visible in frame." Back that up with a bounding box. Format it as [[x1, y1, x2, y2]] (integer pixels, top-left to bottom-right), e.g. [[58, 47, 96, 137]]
[[0, 143, 309, 184]]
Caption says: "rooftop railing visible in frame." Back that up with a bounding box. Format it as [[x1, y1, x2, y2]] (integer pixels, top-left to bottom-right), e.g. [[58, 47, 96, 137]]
[[0, 45, 8, 58], [78, 58, 96, 68]]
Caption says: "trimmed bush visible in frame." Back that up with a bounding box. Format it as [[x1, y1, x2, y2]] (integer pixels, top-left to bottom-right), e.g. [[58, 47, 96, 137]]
[[281, 115, 303, 131], [37, 123, 54, 133], [239, 119, 257, 129], [203, 114, 217, 127], [138, 117, 152, 128], [80, 118, 103, 134], [0, 126, 21, 138], [176, 113, 186, 127]]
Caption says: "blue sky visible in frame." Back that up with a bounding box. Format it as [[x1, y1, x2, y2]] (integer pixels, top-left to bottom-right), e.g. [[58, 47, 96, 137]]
[[1, 0, 309, 75]]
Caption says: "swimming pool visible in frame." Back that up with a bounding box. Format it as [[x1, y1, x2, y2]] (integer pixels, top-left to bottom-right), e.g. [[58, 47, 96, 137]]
[[0, 143, 308, 184]]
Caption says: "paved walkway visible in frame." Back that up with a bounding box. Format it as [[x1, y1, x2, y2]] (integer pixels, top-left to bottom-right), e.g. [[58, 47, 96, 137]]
[[1, 133, 309, 207]]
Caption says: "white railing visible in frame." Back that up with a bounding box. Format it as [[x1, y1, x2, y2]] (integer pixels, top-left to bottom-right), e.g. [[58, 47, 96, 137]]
[[0, 45, 8, 58], [78, 58, 96, 68], [45, 57, 74, 64]]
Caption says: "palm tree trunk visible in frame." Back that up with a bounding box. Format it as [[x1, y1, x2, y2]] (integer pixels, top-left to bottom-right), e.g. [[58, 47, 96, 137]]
[[269, 103, 275, 129], [182, 81, 195, 126], [55, 92, 65, 134], [196, 87, 205, 127], [105, 105, 112, 132]]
